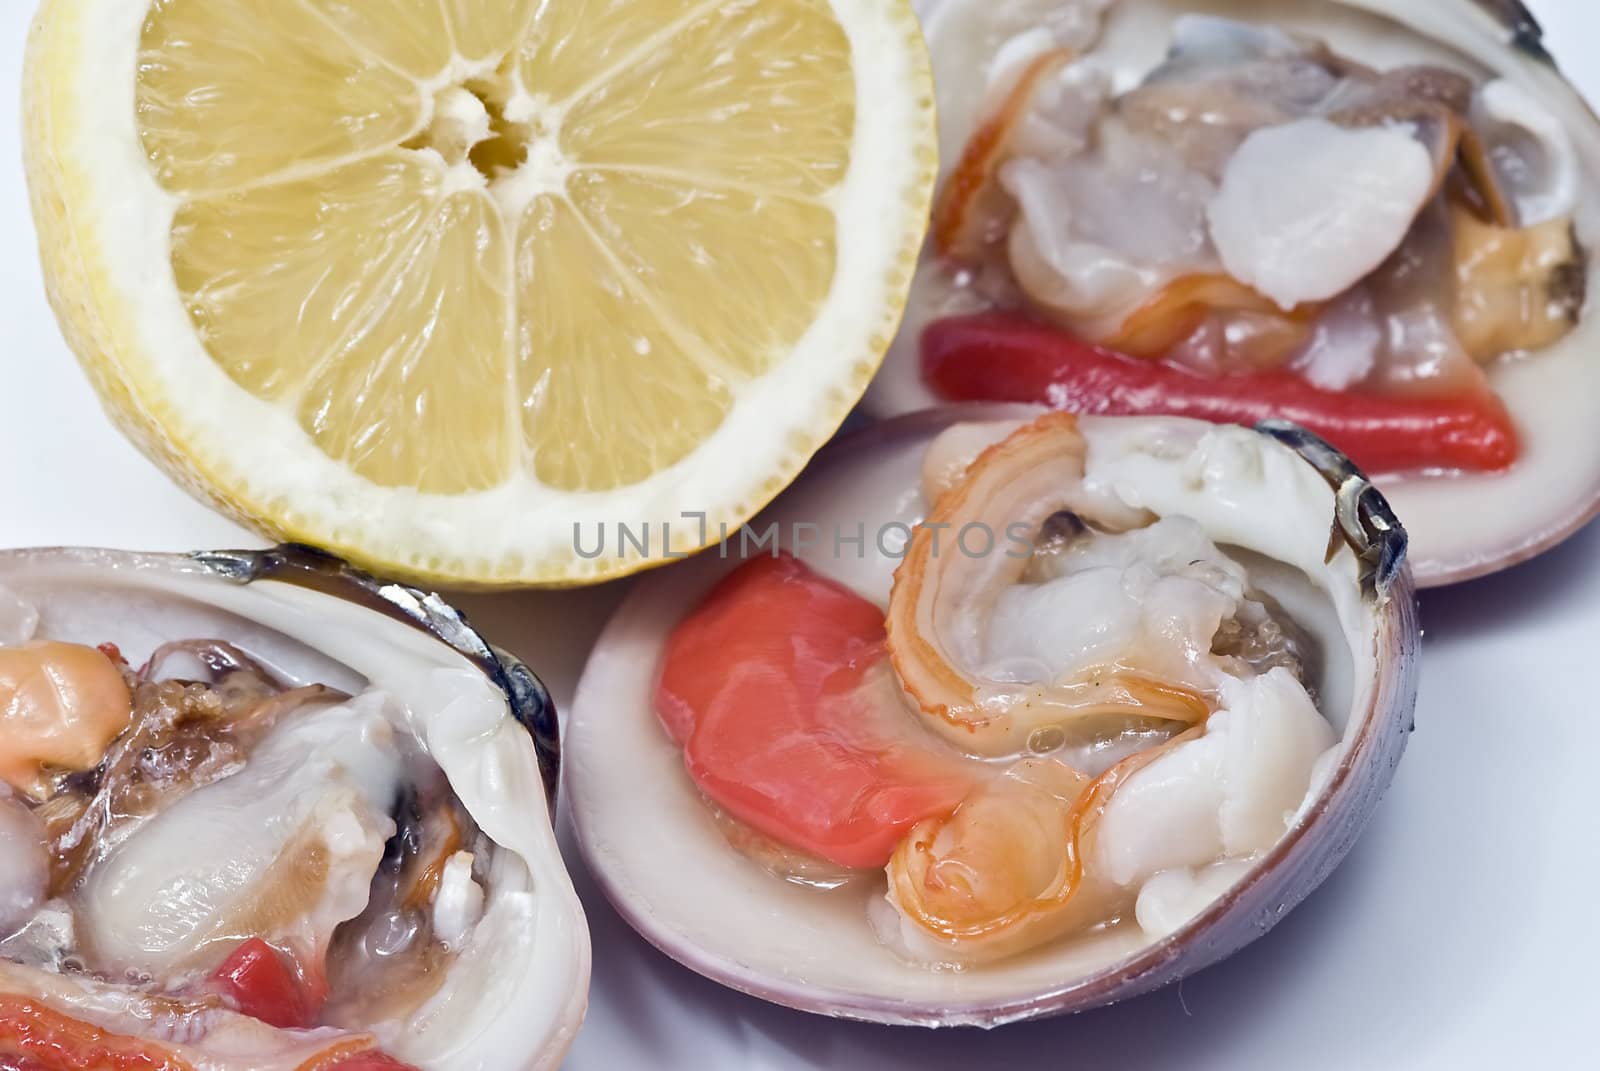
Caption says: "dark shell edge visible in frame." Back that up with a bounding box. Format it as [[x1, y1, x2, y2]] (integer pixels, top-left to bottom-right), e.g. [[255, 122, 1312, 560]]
[[190, 543, 561, 813], [1253, 420, 1409, 600], [1471, 0, 1551, 63]]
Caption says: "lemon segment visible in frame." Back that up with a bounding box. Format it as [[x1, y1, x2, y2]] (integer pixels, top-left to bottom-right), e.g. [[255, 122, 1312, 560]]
[[516, 194, 735, 493], [553, 0, 855, 198], [516, 0, 718, 107], [137, 0, 423, 193], [170, 155, 443, 403], [172, 156, 516, 495], [302, 0, 456, 79], [569, 172, 838, 382], [444, 0, 538, 63], [298, 190, 514, 495]]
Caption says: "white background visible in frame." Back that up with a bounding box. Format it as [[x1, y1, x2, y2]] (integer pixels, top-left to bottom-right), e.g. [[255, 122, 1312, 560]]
[[3, 3, 1597, 1068]]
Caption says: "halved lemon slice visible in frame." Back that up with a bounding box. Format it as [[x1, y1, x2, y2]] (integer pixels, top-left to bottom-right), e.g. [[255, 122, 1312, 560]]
[[24, 0, 935, 585]]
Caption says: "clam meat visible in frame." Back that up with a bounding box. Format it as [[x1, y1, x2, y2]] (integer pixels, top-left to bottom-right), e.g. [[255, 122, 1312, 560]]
[[569, 408, 1418, 1024], [0, 547, 589, 1070], [871, 0, 1600, 585]]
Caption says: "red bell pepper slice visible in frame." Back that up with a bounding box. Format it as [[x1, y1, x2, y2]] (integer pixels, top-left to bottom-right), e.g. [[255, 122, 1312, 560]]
[[922, 311, 1520, 476], [208, 938, 319, 1031], [656, 555, 975, 870]]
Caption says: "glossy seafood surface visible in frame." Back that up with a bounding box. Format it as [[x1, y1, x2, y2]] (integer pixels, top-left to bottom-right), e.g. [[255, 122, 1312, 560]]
[[568, 407, 1418, 1026], [872, 0, 1600, 585], [0, 547, 589, 1070]]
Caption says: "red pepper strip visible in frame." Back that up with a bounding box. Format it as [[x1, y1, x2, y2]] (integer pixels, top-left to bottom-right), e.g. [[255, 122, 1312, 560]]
[[209, 938, 319, 1031], [922, 311, 1520, 475], [0, 997, 193, 1071], [656, 555, 975, 870]]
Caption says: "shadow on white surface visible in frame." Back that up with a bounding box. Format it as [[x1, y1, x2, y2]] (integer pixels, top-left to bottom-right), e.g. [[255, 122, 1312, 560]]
[[1421, 516, 1600, 643]]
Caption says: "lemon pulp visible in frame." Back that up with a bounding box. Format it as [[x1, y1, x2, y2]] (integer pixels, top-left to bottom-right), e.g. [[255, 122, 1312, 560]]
[[139, 0, 854, 496]]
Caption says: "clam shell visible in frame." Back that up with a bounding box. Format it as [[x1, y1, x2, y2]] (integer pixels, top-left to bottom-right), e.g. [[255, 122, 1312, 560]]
[[0, 545, 589, 1070], [873, 0, 1600, 587], [567, 406, 1419, 1026]]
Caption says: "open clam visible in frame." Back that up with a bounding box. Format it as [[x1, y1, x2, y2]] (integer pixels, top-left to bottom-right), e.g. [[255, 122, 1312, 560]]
[[0, 545, 588, 1069], [568, 407, 1417, 1025], [870, 0, 1600, 586]]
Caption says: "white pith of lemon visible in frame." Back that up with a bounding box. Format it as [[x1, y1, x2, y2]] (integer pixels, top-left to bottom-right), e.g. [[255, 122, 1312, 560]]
[[24, 0, 936, 586]]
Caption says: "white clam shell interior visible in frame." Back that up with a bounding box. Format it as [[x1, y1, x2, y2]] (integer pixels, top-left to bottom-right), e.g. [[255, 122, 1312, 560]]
[[0, 549, 590, 1071], [568, 409, 1412, 1025], [871, 0, 1600, 586]]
